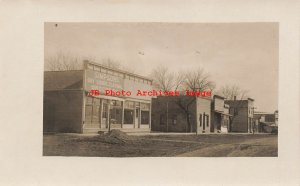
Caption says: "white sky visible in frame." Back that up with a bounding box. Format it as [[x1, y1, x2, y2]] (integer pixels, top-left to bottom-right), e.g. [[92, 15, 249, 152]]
[[44, 22, 278, 112]]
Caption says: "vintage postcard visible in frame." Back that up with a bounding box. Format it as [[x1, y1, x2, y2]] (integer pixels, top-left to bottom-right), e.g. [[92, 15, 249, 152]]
[[1, 1, 299, 186], [43, 22, 278, 157]]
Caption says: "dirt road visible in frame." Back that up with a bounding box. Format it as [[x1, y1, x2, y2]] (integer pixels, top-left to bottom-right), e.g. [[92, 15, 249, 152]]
[[43, 132, 277, 157], [177, 137, 277, 157]]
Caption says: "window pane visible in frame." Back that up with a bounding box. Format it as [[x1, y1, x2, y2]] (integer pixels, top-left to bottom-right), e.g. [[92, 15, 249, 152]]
[[141, 111, 149, 124], [102, 104, 108, 118], [140, 103, 150, 110], [110, 107, 122, 124], [124, 109, 134, 124], [112, 100, 122, 107], [125, 101, 135, 109]]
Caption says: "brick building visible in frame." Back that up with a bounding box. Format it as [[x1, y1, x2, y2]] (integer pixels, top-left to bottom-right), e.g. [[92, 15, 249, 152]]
[[225, 98, 255, 133], [44, 60, 153, 133], [151, 96, 212, 134]]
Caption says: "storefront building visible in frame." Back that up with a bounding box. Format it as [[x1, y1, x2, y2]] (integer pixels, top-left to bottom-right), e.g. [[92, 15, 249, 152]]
[[225, 98, 255, 133], [253, 110, 278, 133], [151, 96, 212, 134], [44, 60, 153, 133], [210, 95, 231, 133]]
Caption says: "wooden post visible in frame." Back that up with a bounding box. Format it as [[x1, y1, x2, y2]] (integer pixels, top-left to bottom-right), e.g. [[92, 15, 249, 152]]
[[121, 101, 125, 128], [81, 62, 87, 134], [133, 102, 137, 128], [108, 100, 111, 132], [99, 99, 103, 129], [138, 103, 141, 129], [149, 102, 152, 129]]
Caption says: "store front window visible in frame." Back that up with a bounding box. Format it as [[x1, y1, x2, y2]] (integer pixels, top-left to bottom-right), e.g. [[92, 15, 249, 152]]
[[141, 111, 149, 124], [124, 109, 134, 124], [110, 100, 122, 124], [85, 97, 100, 126], [140, 103, 150, 125], [124, 101, 134, 124]]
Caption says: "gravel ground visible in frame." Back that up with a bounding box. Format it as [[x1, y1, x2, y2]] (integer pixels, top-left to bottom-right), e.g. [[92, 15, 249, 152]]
[[43, 130, 277, 157]]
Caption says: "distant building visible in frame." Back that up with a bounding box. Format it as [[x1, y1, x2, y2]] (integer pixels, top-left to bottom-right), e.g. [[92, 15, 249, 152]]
[[43, 60, 153, 133], [225, 98, 255, 133], [151, 96, 212, 134], [274, 110, 278, 126], [254, 110, 278, 133], [210, 95, 231, 133]]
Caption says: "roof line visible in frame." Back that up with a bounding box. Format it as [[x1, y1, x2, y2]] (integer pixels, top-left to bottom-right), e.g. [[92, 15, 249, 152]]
[[84, 60, 153, 81], [44, 70, 84, 72]]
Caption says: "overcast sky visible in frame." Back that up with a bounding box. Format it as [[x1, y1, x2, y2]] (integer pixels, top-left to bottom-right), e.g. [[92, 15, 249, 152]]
[[45, 22, 278, 112]]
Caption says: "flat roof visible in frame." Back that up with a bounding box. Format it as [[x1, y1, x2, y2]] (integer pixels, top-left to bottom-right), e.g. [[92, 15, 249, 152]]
[[225, 98, 255, 102], [84, 60, 153, 82], [213, 94, 225, 99], [254, 111, 273, 115], [153, 95, 212, 101], [44, 70, 83, 90]]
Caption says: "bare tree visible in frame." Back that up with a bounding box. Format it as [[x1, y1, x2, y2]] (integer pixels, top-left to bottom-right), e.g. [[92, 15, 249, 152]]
[[218, 84, 248, 100], [150, 66, 175, 91], [174, 97, 196, 132], [100, 58, 135, 73], [45, 52, 83, 71], [150, 66, 186, 92], [175, 68, 215, 132], [45, 53, 135, 73], [217, 84, 249, 132], [151, 66, 215, 132], [183, 67, 216, 91], [101, 58, 121, 69], [173, 71, 186, 91]]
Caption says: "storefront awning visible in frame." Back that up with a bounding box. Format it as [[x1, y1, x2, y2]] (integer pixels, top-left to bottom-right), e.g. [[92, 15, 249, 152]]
[[214, 110, 232, 117]]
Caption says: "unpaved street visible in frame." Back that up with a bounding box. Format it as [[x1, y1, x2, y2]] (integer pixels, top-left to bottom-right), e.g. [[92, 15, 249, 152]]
[[43, 131, 277, 157]]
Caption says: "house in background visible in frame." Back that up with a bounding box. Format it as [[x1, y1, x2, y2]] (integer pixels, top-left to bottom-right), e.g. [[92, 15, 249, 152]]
[[210, 95, 231, 133], [225, 98, 255, 133], [274, 110, 278, 126], [254, 110, 278, 133], [151, 96, 212, 134]]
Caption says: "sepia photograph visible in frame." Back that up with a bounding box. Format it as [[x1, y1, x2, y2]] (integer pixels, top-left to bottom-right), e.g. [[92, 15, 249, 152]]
[[43, 22, 278, 157], [1, 1, 300, 185]]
